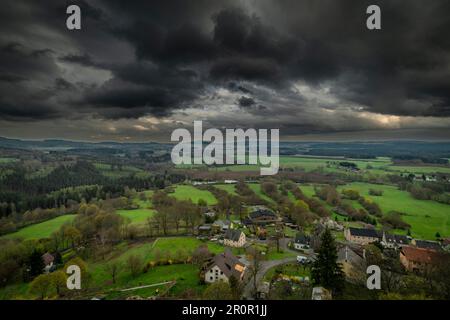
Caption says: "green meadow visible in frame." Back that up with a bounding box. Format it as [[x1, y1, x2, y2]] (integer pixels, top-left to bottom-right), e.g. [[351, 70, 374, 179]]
[[190, 155, 450, 176], [247, 183, 276, 204], [0, 157, 18, 163], [112, 237, 224, 263], [298, 184, 317, 198], [90, 263, 203, 299], [116, 209, 156, 225], [387, 165, 450, 174], [214, 184, 238, 195], [88, 237, 226, 298], [2, 215, 76, 240], [337, 182, 450, 240], [171, 185, 218, 205]]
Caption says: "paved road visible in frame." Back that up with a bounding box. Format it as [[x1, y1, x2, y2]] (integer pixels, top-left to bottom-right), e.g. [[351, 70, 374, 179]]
[[242, 256, 297, 299], [242, 238, 315, 299]]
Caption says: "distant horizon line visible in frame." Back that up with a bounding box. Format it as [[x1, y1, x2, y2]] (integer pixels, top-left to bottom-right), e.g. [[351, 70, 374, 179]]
[[1, 135, 450, 145]]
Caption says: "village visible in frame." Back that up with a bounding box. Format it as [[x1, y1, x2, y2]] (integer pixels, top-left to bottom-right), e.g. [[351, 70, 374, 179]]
[[129, 195, 450, 300]]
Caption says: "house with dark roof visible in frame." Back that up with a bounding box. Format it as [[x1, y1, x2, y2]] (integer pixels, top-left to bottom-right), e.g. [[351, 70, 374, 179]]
[[400, 246, 447, 272], [248, 207, 279, 225], [293, 232, 311, 250], [344, 227, 380, 245], [212, 220, 232, 232], [197, 224, 212, 235], [224, 229, 246, 248], [412, 239, 441, 251], [381, 232, 410, 249], [204, 251, 246, 283]]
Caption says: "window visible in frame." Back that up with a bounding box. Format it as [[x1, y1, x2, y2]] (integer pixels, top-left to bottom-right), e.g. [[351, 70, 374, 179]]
[[210, 276, 213, 281]]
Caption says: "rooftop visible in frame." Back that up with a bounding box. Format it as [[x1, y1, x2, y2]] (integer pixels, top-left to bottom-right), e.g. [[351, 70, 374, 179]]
[[224, 229, 244, 242], [208, 250, 246, 279], [295, 232, 310, 244], [401, 246, 446, 264], [348, 227, 380, 238], [414, 240, 441, 251]]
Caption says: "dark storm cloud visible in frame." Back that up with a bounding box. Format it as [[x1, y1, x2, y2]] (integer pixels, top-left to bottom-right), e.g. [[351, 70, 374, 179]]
[[238, 96, 256, 108], [0, 42, 62, 119], [268, 0, 450, 116], [59, 53, 104, 69], [0, 0, 449, 140], [83, 61, 204, 119]]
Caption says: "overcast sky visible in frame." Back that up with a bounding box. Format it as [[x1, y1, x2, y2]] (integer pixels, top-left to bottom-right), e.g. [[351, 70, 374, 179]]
[[0, 0, 449, 142]]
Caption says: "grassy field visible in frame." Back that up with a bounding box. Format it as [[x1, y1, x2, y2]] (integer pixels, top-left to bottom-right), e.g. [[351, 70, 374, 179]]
[[0, 237, 226, 299], [214, 184, 238, 195], [113, 237, 224, 263], [210, 156, 393, 174], [88, 237, 227, 298], [0, 260, 202, 300], [116, 209, 156, 226], [247, 183, 276, 204], [0, 157, 18, 163], [298, 184, 317, 198], [337, 182, 450, 240], [171, 185, 218, 205], [90, 263, 203, 299], [116, 191, 156, 226], [1, 215, 76, 240], [191, 155, 450, 176], [387, 165, 450, 174], [131, 190, 154, 208]]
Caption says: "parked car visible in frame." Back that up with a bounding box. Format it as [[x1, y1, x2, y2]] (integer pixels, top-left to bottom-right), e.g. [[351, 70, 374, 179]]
[[297, 255, 308, 264]]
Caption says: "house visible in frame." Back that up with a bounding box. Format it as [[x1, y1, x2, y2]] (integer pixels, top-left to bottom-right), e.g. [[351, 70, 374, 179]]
[[248, 207, 279, 225], [204, 211, 217, 219], [381, 232, 409, 249], [42, 252, 55, 273], [212, 220, 232, 232], [338, 245, 365, 265], [337, 245, 366, 280], [311, 287, 332, 300], [412, 239, 441, 251], [399, 246, 446, 272], [344, 227, 380, 245], [204, 251, 246, 284], [224, 229, 246, 248], [293, 232, 311, 250], [197, 224, 212, 235]]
